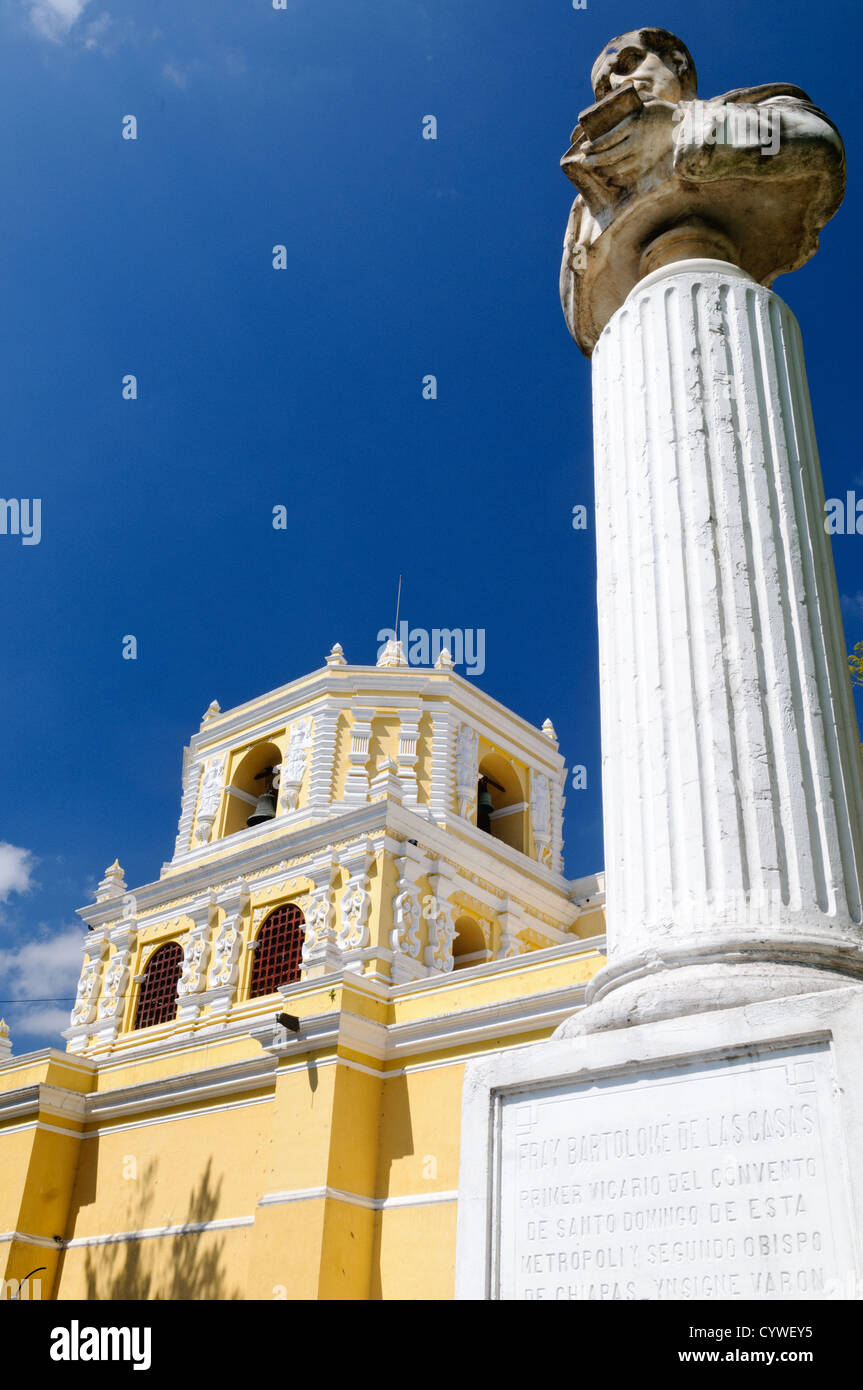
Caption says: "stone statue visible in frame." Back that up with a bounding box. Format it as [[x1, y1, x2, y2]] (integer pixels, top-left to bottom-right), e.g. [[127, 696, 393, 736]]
[[560, 27, 845, 353]]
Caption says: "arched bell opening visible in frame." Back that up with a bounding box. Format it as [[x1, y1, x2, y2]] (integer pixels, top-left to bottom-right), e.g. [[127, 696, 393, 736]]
[[452, 915, 490, 970], [222, 741, 282, 836], [476, 753, 526, 854]]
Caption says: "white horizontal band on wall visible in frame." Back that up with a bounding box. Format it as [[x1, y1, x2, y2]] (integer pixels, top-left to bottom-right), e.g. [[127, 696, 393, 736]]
[[1, 1189, 458, 1252], [257, 1185, 458, 1212], [0, 1229, 60, 1249], [64, 1214, 257, 1248]]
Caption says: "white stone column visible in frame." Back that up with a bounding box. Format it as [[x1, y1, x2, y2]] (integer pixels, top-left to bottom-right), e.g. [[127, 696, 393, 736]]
[[576, 258, 863, 1029]]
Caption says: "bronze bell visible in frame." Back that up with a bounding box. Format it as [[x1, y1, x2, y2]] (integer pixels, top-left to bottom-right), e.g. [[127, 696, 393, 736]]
[[247, 789, 277, 827], [247, 767, 278, 827], [477, 778, 495, 833]]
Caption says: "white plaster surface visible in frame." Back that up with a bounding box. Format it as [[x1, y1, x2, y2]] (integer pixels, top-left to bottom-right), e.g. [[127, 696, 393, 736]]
[[456, 987, 863, 1300], [580, 260, 863, 1028]]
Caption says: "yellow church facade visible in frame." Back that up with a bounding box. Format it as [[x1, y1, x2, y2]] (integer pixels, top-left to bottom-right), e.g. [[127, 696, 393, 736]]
[[0, 644, 605, 1300]]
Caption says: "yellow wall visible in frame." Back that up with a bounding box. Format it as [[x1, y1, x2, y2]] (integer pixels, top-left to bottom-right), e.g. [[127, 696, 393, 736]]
[[0, 940, 604, 1301]]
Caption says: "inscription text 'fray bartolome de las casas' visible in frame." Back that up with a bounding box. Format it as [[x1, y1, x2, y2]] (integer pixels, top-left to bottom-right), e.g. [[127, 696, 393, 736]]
[[499, 1049, 846, 1302]]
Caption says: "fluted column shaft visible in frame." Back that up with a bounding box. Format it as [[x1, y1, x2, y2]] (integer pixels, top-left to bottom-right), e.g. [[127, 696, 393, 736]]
[[586, 258, 863, 1025]]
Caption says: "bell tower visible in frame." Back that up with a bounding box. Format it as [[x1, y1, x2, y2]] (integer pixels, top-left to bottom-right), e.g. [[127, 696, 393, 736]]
[[64, 642, 603, 1055], [1, 641, 604, 1301]]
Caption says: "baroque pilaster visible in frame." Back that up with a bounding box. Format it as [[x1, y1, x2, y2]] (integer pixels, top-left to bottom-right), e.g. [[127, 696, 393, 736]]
[[424, 860, 458, 973], [306, 702, 341, 812], [301, 850, 341, 975], [173, 757, 202, 856], [395, 705, 422, 809], [390, 841, 426, 983], [427, 707, 455, 822], [177, 893, 216, 1021], [344, 711, 374, 805], [206, 880, 249, 1016]]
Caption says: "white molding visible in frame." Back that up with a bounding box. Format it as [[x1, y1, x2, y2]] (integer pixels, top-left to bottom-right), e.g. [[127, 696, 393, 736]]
[[384, 982, 591, 1059], [257, 1185, 459, 1212], [0, 1085, 83, 1125], [80, 1092, 274, 1140], [0, 1229, 60, 1249], [0, 1048, 95, 1076], [81, 800, 587, 941], [0, 1119, 90, 1139], [1, 1187, 460, 1256], [63, 1214, 255, 1249], [85, 1054, 275, 1122], [185, 667, 564, 774], [389, 937, 606, 998]]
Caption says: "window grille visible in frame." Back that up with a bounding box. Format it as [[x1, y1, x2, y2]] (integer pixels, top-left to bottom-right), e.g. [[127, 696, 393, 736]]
[[133, 941, 183, 1029], [249, 904, 305, 998]]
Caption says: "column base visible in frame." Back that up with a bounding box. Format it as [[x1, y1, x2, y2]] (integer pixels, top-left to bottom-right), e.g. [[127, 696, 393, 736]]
[[556, 935, 863, 1035]]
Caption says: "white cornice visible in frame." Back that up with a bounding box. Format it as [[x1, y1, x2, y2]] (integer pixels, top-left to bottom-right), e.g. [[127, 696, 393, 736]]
[[0, 1079, 91, 1123], [85, 1054, 276, 1122], [390, 937, 607, 998], [5, 956, 601, 1125], [0, 1048, 95, 1076], [78, 801, 591, 933], [188, 666, 566, 773]]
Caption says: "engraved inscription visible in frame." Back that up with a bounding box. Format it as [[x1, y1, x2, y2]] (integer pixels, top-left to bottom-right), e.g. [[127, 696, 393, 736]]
[[497, 1045, 855, 1300]]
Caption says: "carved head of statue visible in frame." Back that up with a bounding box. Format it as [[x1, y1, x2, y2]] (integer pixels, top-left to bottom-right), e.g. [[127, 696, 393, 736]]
[[590, 28, 697, 105]]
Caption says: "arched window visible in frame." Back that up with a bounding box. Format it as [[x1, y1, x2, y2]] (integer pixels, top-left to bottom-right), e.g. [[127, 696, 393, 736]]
[[134, 942, 183, 1030], [249, 904, 305, 998]]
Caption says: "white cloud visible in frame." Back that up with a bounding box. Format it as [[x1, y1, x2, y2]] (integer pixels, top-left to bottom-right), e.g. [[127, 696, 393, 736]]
[[0, 843, 35, 902], [162, 59, 191, 90], [27, 0, 91, 43], [82, 11, 112, 50], [12, 1004, 72, 1037], [0, 927, 83, 1035]]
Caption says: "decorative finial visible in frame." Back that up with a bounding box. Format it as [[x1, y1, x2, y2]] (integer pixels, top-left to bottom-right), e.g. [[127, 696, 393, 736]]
[[0, 1018, 9, 1038], [377, 638, 408, 668], [326, 642, 347, 667], [201, 700, 221, 725], [0, 1019, 10, 1061], [96, 859, 126, 901], [434, 647, 455, 670], [541, 718, 558, 744]]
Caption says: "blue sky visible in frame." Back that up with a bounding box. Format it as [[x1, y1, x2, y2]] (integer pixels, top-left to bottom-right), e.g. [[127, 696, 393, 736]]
[[1, 0, 861, 1051]]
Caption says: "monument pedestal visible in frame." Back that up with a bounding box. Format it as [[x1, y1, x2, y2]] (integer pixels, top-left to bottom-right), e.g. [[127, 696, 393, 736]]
[[456, 986, 863, 1300]]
